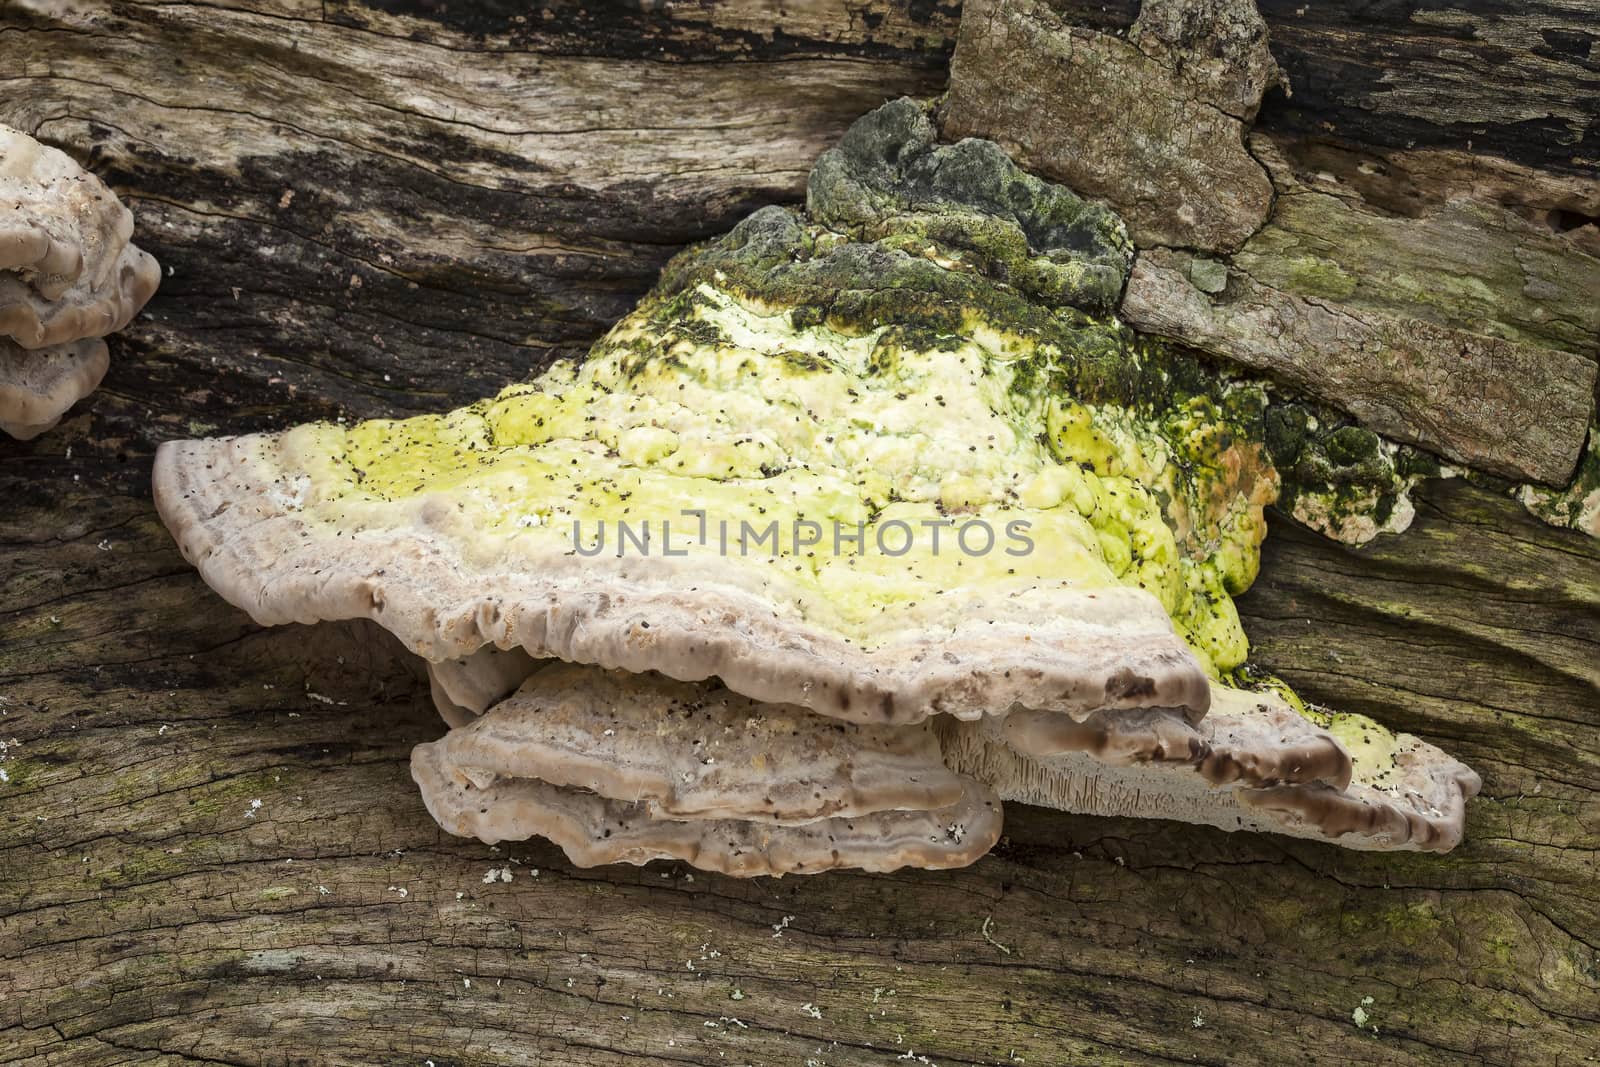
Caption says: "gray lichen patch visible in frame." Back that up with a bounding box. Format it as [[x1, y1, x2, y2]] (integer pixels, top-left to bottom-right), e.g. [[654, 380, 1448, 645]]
[[1520, 421, 1600, 539], [941, 0, 1277, 252], [1242, 135, 1600, 358], [659, 203, 1082, 343], [1266, 407, 1441, 545], [806, 97, 1132, 313]]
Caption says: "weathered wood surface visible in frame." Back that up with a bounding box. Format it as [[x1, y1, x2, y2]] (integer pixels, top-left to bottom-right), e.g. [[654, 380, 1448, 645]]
[[1043, 0, 1600, 174], [2, 1, 1598, 1064]]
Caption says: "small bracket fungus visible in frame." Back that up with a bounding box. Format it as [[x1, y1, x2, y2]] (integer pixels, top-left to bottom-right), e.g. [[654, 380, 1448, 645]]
[[0, 338, 109, 441], [156, 100, 1479, 873], [0, 123, 160, 438], [938, 687, 1478, 851], [425, 665, 973, 825], [413, 739, 1002, 876]]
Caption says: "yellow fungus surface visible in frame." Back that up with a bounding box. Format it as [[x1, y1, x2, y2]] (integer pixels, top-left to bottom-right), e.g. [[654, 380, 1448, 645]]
[[282, 283, 1269, 669]]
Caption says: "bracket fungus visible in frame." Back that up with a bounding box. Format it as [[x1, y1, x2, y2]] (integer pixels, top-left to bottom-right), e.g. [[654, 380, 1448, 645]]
[[156, 100, 1479, 874], [0, 123, 160, 438]]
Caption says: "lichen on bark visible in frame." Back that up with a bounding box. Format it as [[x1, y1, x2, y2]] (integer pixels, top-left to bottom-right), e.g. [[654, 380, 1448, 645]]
[[1520, 421, 1600, 538]]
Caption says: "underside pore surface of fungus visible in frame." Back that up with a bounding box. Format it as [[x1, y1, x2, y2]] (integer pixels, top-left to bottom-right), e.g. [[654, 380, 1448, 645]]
[[0, 123, 160, 438], [155, 99, 1479, 873]]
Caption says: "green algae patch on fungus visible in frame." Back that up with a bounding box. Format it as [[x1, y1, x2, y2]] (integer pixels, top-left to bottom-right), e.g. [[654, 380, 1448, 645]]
[[287, 282, 1136, 643], [1020, 339, 1279, 676]]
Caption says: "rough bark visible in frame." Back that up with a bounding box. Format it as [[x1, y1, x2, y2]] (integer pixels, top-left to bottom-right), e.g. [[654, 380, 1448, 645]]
[[1238, 136, 1600, 357], [942, 0, 1277, 251], [2, 1, 1598, 1064]]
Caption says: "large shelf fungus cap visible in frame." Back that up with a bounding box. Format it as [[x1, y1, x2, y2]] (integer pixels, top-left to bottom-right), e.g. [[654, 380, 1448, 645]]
[[152, 105, 1222, 729], [153, 102, 1302, 733], [154, 421, 1211, 725], [0, 123, 160, 437]]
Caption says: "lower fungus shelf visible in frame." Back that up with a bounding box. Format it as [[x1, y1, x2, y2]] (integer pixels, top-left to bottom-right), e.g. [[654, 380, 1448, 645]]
[[411, 724, 1005, 876], [410, 656, 1479, 873]]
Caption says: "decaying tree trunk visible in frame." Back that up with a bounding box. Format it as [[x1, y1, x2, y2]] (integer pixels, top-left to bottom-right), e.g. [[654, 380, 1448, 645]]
[[1, 1, 1596, 1064]]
